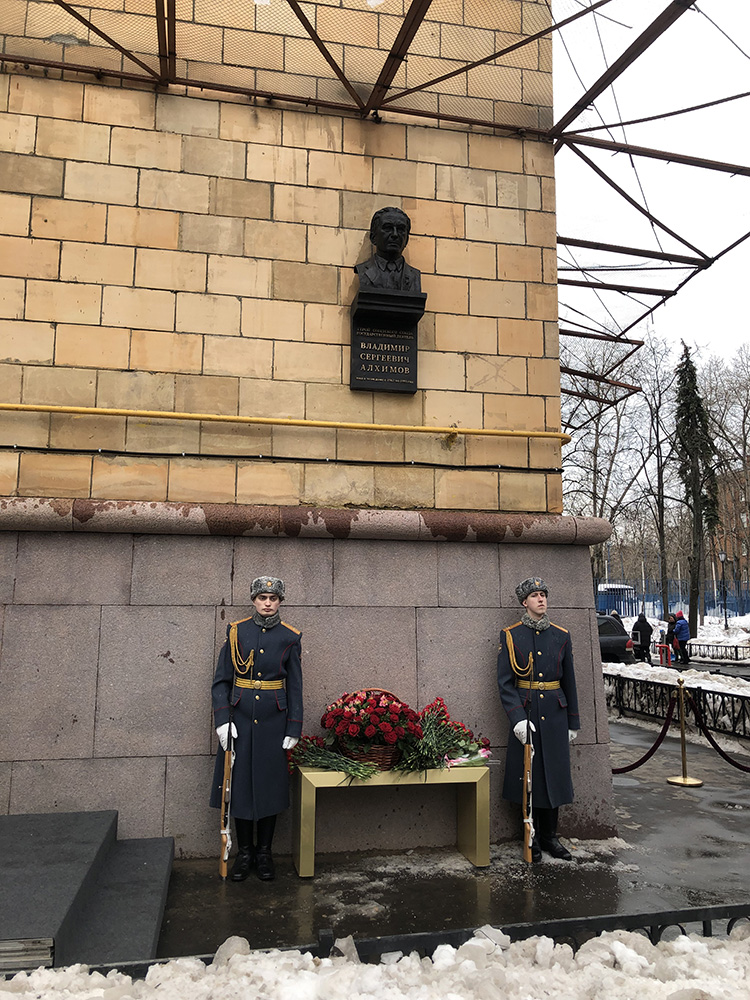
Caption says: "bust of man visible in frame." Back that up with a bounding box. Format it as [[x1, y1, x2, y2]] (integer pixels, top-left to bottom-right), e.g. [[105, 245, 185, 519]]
[[355, 207, 422, 293]]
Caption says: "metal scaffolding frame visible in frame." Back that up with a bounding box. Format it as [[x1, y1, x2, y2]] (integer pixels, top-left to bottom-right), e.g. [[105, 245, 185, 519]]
[[1, 0, 749, 416]]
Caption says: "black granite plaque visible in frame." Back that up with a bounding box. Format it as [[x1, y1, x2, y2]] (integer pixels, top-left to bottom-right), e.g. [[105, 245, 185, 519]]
[[350, 289, 426, 394]]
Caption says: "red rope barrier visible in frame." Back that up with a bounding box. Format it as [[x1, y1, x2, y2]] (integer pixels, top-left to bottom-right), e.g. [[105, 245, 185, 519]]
[[611, 694, 677, 774], [685, 691, 750, 774]]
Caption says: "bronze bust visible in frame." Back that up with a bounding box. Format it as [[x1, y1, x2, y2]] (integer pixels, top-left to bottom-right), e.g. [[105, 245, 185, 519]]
[[355, 207, 422, 293]]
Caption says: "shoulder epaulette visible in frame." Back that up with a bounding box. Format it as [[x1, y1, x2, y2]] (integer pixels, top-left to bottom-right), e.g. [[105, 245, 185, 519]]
[[551, 622, 569, 633], [508, 621, 523, 629], [230, 615, 253, 627], [281, 621, 301, 635]]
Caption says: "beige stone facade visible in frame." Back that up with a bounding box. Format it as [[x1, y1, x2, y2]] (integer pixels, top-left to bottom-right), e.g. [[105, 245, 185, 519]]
[[0, 7, 560, 515], [0, 6, 614, 863]]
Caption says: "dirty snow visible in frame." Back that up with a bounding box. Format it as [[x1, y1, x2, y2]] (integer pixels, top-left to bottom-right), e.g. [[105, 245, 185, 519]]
[[4, 926, 750, 1000]]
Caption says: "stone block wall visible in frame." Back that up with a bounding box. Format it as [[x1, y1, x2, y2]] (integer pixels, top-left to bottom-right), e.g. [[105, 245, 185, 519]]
[[0, 66, 560, 514], [0, 515, 615, 859]]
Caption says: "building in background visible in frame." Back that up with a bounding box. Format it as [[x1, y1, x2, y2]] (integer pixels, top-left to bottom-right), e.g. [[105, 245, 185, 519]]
[[0, 0, 614, 855]]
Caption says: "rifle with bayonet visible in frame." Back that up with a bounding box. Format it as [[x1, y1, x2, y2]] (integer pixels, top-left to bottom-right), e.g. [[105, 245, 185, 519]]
[[218, 709, 235, 880], [521, 716, 534, 864]]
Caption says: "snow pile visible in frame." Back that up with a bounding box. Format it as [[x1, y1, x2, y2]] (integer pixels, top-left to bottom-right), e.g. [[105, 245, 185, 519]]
[[4, 926, 750, 1000], [602, 662, 750, 698]]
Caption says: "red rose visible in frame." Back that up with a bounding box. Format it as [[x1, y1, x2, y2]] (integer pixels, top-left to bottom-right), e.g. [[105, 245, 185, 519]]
[[348, 723, 360, 736], [369, 713, 379, 724], [394, 725, 405, 737], [324, 716, 335, 729], [379, 722, 392, 733], [365, 724, 376, 738], [335, 722, 347, 735], [384, 730, 398, 744], [390, 713, 399, 723]]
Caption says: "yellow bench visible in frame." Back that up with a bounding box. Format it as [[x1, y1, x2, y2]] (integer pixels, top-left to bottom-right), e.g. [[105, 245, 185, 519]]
[[292, 765, 491, 877]]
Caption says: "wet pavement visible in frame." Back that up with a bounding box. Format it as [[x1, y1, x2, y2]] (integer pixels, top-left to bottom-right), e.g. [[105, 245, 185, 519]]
[[155, 721, 750, 959]]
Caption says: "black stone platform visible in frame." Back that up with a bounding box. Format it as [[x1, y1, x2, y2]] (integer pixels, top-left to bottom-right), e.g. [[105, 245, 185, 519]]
[[0, 811, 173, 971]]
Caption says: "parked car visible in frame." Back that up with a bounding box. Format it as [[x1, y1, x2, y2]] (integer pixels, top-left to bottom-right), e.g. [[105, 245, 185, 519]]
[[597, 614, 635, 664]]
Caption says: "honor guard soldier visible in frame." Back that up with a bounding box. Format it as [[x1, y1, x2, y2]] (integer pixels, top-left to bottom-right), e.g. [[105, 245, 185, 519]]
[[497, 577, 580, 862], [210, 576, 303, 881]]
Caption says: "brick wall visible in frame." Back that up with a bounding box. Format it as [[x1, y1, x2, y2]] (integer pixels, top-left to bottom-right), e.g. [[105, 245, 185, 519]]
[[0, 63, 560, 513]]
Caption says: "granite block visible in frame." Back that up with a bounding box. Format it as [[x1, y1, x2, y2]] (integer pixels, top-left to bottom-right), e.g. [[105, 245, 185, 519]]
[[0, 761, 10, 813], [0, 605, 100, 761], [164, 755, 218, 859], [13, 533, 133, 605], [416, 607, 508, 747], [131, 535, 233, 606], [333, 540, 438, 607], [312, 783, 459, 853], [567, 742, 618, 837], [437, 542, 500, 607], [8, 757, 167, 839], [498, 543, 596, 609], [233, 536, 333, 606], [277, 606, 419, 729], [0, 532, 17, 604], [95, 606, 215, 756]]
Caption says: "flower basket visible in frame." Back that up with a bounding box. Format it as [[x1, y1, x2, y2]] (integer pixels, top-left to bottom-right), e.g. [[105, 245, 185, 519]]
[[321, 688, 422, 770], [342, 743, 402, 771]]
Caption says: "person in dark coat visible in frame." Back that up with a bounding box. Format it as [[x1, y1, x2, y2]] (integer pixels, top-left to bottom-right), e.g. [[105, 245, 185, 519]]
[[665, 614, 677, 666], [497, 576, 580, 862], [210, 576, 303, 882], [674, 610, 691, 664], [633, 612, 653, 664]]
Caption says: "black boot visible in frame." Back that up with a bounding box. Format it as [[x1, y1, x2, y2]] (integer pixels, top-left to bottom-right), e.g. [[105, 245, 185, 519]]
[[255, 814, 276, 881], [229, 818, 255, 881], [530, 833, 542, 863], [537, 807, 572, 861]]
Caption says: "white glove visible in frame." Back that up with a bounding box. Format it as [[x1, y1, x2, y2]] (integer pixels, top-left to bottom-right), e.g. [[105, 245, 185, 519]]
[[513, 720, 536, 744], [282, 736, 299, 751], [216, 722, 238, 751], [568, 730, 578, 743]]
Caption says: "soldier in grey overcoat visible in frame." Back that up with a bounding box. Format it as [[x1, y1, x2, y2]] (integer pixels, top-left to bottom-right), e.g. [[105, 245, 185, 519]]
[[497, 576, 579, 862], [210, 576, 302, 881]]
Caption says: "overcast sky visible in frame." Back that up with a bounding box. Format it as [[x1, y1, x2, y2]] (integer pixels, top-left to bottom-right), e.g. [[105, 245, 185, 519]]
[[553, 0, 750, 363]]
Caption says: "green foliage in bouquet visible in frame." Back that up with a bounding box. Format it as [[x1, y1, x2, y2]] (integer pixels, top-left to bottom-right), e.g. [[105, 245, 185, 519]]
[[287, 735, 378, 781], [395, 697, 491, 773]]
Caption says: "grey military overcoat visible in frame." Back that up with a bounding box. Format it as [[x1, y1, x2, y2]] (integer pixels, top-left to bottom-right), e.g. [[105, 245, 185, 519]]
[[210, 616, 303, 820], [497, 620, 580, 810]]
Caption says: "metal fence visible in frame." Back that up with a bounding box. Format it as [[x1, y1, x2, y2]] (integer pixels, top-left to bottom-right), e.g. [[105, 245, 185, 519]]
[[603, 671, 750, 740], [594, 577, 750, 619]]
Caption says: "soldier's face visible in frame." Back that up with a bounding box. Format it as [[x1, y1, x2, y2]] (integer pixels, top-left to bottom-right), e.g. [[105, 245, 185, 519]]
[[253, 593, 281, 616], [523, 591, 547, 619]]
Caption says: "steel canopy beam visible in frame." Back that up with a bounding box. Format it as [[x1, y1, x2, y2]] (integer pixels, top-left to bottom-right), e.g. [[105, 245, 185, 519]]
[[381, 0, 616, 108], [559, 278, 677, 296], [558, 237, 709, 267], [566, 142, 709, 259], [362, 0, 433, 116], [287, 0, 364, 109], [53, 0, 160, 78], [550, 0, 694, 137], [558, 134, 750, 178]]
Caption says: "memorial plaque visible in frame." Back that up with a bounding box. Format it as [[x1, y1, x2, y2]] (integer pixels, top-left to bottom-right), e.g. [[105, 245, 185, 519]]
[[350, 289, 426, 394]]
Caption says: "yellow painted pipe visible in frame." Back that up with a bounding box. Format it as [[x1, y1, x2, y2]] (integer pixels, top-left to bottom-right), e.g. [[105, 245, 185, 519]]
[[0, 402, 570, 443]]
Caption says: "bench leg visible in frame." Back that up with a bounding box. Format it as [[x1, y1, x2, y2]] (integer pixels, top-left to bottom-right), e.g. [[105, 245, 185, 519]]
[[456, 772, 490, 867], [293, 773, 317, 877]]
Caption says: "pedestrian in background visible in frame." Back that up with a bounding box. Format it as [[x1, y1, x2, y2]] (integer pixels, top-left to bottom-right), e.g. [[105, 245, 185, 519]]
[[674, 610, 691, 665], [633, 612, 653, 664]]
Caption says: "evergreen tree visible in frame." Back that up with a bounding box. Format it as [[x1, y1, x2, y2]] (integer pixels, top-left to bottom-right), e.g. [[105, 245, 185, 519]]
[[674, 342, 719, 636]]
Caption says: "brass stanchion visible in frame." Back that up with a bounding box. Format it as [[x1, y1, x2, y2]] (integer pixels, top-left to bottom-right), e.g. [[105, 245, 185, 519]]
[[667, 677, 703, 787]]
